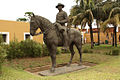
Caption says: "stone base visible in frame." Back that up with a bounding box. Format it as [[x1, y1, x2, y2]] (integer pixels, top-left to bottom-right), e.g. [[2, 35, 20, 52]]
[[38, 63, 89, 76]]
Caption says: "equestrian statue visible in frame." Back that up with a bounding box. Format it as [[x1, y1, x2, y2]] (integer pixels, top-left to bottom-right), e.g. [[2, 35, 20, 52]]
[[30, 3, 82, 72]]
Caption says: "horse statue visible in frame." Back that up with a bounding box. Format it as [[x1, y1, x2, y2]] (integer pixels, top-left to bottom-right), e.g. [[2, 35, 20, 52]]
[[30, 13, 82, 73]]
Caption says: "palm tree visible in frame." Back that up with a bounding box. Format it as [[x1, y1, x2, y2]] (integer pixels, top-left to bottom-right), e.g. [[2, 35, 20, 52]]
[[92, 0, 120, 45], [101, 7, 120, 47], [69, 5, 84, 28], [72, 10, 94, 48], [70, 0, 95, 48]]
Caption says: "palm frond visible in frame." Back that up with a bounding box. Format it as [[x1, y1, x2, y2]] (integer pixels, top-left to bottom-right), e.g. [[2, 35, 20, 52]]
[[72, 9, 94, 26], [101, 17, 116, 33], [85, 10, 94, 23], [109, 7, 120, 19], [81, 18, 88, 28]]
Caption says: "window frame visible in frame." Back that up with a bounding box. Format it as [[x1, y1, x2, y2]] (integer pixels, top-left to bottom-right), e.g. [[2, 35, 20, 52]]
[[24, 32, 33, 40], [0, 32, 9, 44]]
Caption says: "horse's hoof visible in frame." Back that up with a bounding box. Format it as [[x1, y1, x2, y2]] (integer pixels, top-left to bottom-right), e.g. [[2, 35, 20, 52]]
[[78, 63, 82, 66], [50, 68, 55, 73], [67, 63, 71, 67]]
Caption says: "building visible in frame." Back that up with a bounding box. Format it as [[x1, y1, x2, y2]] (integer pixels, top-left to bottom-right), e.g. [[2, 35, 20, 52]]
[[0, 20, 43, 44], [83, 27, 120, 44]]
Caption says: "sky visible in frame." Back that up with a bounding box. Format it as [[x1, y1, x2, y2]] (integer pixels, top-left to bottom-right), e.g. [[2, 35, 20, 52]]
[[0, 0, 76, 23]]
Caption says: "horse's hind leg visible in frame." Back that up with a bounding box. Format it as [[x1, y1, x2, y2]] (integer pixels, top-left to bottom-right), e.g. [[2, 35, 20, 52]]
[[75, 42, 82, 66], [67, 43, 75, 67]]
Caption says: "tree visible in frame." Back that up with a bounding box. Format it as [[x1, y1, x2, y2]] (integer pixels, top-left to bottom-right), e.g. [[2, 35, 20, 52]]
[[72, 10, 94, 48], [101, 7, 120, 47], [72, 0, 120, 47], [25, 12, 34, 17], [92, 0, 120, 46], [71, 0, 95, 48], [16, 18, 28, 22]]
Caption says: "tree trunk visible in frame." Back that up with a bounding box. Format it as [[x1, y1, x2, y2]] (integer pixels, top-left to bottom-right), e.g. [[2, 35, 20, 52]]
[[97, 21, 100, 45], [74, 25, 77, 28], [112, 33, 114, 46], [114, 26, 117, 47], [89, 25, 94, 49], [98, 30, 100, 45]]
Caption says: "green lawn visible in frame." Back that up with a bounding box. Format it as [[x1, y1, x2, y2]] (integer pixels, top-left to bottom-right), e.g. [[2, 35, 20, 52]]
[[0, 44, 120, 80]]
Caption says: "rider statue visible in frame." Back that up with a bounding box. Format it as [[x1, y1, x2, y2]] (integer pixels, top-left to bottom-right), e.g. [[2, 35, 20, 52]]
[[54, 3, 69, 50]]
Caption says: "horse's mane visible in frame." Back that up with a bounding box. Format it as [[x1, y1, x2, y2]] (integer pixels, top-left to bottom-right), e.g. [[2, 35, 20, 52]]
[[35, 15, 54, 29]]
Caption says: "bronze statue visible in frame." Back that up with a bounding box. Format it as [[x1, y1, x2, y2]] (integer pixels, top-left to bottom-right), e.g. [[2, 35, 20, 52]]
[[54, 3, 69, 50], [30, 13, 82, 72]]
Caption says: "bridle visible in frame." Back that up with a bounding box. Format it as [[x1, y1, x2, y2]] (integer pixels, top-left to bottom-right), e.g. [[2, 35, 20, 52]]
[[30, 18, 43, 36], [30, 14, 55, 36]]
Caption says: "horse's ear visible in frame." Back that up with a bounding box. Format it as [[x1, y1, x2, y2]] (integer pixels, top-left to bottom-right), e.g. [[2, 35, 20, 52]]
[[32, 13, 35, 17]]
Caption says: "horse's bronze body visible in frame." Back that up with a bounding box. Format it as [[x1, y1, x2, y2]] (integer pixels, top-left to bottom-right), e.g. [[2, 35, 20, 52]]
[[30, 14, 82, 72]]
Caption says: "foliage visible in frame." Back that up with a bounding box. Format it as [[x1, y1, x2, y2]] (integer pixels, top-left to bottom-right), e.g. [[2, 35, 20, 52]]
[[82, 48, 93, 53], [16, 18, 28, 22], [61, 48, 70, 53], [105, 48, 119, 56], [6, 39, 61, 59], [0, 46, 7, 74], [111, 48, 119, 56], [41, 44, 49, 56], [25, 12, 34, 17], [6, 39, 42, 59], [19, 39, 42, 58], [101, 7, 120, 32], [6, 40, 22, 59], [41, 44, 61, 56], [0, 34, 4, 45]]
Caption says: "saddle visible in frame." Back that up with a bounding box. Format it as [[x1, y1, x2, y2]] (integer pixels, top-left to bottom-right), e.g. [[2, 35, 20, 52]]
[[53, 23, 69, 40]]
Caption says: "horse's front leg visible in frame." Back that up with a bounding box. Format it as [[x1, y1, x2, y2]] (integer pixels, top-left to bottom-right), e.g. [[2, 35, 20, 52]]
[[48, 45, 57, 73]]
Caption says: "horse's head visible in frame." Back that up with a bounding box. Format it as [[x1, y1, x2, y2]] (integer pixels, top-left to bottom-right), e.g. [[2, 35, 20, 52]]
[[30, 13, 39, 36]]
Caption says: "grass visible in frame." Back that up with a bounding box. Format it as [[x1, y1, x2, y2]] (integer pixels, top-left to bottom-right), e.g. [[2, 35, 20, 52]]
[[0, 56, 120, 80], [0, 44, 120, 80]]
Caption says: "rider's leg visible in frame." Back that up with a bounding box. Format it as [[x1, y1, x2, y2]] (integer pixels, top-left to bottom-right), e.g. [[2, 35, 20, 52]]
[[54, 22, 69, 49], [54, 23, 64, 32], [63, 30, 69, 49]]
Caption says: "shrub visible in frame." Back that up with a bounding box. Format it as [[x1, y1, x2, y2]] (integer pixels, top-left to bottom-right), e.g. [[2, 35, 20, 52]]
[[105, 49, 119, 56], [111, 49, 119, 56], [0, 34, 3, 45], [89, 50, 93, 53], [42, 44, 61, 56], [41, 44, 49, 56], [6, 40, 22, 59], [6, 39, 42, 59], [0, 46, 7, 74], [82, 48, 93, 53], [6, 39, 61, 59], [83, 48, 89, 53], [56, 48, 61, 55], [19, 39, 42, 58], [61, 49, 70, 53]]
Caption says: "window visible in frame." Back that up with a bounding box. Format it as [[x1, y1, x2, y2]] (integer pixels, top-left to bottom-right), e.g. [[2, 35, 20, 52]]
[[24, 32, 33, 40], [2, 34, 7, 42], [0, 32, 9, 44]]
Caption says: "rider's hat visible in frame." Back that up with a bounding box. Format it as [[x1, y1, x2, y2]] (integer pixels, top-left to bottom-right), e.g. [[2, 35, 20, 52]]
[[56, 3, 64, 8]]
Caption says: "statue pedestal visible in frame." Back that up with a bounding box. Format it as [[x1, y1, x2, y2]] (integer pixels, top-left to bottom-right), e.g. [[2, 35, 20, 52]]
[[38, 63, 89, 76]]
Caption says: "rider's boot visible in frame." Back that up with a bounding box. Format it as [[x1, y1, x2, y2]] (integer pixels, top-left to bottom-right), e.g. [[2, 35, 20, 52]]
[[62, 31, 69, 50]]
